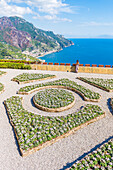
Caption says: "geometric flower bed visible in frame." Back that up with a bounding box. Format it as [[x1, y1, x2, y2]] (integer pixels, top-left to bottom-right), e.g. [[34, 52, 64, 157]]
[[77, 77, 113, 92], [4, 96, 105, 156], [33, 89, 75, 112], [18, 78, 101, 102], [69, 138, 113, 170], [12, 73, 56, 84]]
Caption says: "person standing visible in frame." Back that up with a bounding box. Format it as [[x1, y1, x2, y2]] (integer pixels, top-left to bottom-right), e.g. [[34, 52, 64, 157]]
[[75, 60, 79, 73]]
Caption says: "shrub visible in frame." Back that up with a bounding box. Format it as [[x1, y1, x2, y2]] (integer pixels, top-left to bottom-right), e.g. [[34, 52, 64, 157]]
[[0, 59, 35, 64], [0, 62, 31, 69]]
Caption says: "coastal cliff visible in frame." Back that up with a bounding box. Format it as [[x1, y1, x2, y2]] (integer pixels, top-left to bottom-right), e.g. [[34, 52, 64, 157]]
[[0, 16, 73, 58]]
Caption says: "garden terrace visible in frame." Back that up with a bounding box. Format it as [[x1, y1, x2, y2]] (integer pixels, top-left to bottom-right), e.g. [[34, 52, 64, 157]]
[[18, 78, 101, 102], [1, 69, 113, 169], [77, 77, 113, 92], [12, 73, 56, 84], [69, 138, 113, 170], [4, 96, 105, 157], [33, 89, 75, 112]]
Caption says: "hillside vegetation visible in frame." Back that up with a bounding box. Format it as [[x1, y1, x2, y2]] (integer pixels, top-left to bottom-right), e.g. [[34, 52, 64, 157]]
[[0, 42, 36, 60], [0, 16, 73, 58]]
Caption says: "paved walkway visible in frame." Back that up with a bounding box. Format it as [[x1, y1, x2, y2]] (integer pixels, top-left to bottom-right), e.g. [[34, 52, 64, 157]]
[[0, 69, 113, 170]]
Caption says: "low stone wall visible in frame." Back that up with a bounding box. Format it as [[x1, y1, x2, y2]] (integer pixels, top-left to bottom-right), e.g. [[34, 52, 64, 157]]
[[30, 64, 71, 72], [78, 66, 113, 74], [30, 64, 113, 74]]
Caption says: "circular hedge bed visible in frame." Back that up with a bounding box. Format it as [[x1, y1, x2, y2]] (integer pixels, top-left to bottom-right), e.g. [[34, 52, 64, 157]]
[[33, 88, 75, 112]]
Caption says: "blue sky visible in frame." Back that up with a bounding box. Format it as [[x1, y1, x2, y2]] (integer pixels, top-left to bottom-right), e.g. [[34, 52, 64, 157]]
[[0, 0, 113, 38]]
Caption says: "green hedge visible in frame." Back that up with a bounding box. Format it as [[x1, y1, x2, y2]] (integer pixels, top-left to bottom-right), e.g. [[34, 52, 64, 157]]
[[0, 59, 35, 64], [0, 62, 31, 69]]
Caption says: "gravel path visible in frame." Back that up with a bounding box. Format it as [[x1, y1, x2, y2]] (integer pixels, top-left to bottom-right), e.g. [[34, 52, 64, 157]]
[[0, 69, 113, 170]]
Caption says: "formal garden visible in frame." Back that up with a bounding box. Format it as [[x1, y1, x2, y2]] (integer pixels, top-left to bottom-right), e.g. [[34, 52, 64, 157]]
[[18, 78, 101, 101], [77, 77, 113, 92], [0, 69, 113, 169]]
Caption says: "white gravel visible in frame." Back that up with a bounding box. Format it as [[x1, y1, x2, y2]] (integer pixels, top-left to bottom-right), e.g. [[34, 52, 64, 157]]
[[0, 69, 113, 170]]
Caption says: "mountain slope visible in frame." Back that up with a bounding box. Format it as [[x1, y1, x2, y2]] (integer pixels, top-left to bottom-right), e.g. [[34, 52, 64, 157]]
[[0, 42, 37, 60], [0, 16, 73, 56]]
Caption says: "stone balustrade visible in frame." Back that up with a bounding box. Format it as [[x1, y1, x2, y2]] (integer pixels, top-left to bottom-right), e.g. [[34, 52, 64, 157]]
[[30, 63, 113, 74]]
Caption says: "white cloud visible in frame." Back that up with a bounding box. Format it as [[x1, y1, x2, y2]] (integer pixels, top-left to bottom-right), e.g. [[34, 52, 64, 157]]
[[29, 0, 73, 22], [9, 0, 72, 15], [4, 0, 73, 22], [0, 0, 32, 17], [0, 0, 73, 22], [33, 14, 72, 22], [44, 15, 72, 22], [80, 21, 113, 26]]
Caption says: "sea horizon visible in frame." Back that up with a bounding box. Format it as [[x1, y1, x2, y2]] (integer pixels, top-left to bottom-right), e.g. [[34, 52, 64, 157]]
[[67, 37, 113, 39], [39, 38, 113, 66]]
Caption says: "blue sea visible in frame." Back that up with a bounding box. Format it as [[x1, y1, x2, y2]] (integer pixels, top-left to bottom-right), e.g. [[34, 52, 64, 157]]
[[39, 39, 113, 66]]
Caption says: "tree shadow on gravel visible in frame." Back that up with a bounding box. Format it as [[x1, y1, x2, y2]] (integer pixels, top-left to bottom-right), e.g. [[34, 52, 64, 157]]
[[60, 136, 113, 170], [31, 97, 36, 108], [3, 101, 22, 156], [75, 92, 84, 101], [107, 98, 113, 115]]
